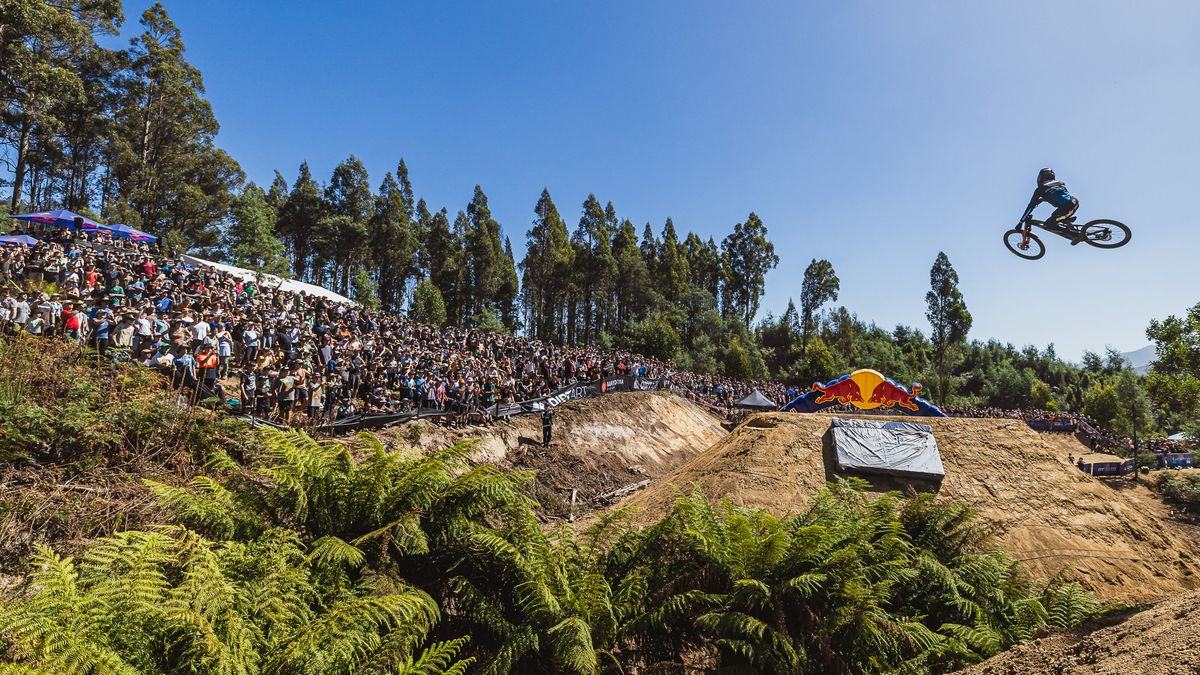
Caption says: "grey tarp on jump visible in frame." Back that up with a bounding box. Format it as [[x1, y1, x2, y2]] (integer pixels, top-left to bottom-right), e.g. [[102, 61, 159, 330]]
[[830, 418, 945, 480]]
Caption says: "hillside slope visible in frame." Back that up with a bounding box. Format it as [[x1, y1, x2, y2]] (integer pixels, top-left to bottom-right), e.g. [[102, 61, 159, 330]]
[[379, 391, 727, 518], [961, 589, 1200, 674], [613, 412, 1200, 603]]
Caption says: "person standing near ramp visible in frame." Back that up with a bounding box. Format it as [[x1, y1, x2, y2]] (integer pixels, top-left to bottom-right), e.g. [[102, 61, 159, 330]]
[[542, 407, 554, 448]]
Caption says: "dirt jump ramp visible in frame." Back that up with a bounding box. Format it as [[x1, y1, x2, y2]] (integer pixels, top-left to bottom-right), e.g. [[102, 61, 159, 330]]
[[380, 391, 727, 518], [614, 412, 1200, 604]]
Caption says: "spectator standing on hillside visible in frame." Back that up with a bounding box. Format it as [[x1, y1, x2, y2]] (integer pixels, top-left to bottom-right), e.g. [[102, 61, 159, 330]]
[[91, 308, 112, 356], [173, 346, 197, 388], [542, 407, 554, 448], [241, 323, 260, 366], [197, 344, 219, 394], [240, 369, 257, 414], [277, 367, 297, 423]]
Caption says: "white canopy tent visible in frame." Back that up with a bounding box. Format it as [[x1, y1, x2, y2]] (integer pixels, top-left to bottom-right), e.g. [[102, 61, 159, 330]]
[[181, 255, 356, 305]]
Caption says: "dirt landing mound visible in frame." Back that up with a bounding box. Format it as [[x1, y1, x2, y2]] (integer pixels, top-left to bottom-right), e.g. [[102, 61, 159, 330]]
[[379, 392, 726, 518], [961, 589, 1200, 674], [614, 413, 1200, 603]]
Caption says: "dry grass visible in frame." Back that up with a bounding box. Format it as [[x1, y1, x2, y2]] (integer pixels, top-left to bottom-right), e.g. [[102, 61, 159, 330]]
[[0, 334, 243, 572]]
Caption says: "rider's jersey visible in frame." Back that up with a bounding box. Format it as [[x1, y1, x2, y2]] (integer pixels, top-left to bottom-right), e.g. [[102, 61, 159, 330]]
[[1023, 179, 1075, 221], [1035, 180, 1073, 207]]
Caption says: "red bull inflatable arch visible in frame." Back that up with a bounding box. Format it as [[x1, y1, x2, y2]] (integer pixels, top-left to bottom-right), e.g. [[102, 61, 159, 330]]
[[781, 368, 947, 417]]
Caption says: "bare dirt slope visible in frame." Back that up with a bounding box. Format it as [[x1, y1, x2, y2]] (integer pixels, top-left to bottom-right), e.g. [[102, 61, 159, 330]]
[[613, 412, 1200, 603], [960, 589, 1200, 674], [378, 391, 727, 519]]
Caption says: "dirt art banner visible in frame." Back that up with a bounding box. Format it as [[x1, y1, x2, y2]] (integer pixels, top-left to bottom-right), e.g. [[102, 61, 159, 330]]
[[781, 369, 947, 417]]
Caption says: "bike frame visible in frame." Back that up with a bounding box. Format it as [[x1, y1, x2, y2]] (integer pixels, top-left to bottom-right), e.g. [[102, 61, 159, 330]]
[[1014, 216, 1080, 250], [1019, 216, 1076, 240]]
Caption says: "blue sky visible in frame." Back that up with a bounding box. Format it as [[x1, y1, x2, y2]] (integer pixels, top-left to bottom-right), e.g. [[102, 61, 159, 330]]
[[118, 1, 1198, 360]]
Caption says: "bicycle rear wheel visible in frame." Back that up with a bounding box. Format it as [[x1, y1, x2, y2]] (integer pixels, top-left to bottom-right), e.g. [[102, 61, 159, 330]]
[[1004, 228, 1045, 260], [1080, 219, 1131, 249]]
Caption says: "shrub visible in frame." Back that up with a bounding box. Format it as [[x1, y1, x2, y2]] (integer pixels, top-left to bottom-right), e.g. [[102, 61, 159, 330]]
[[1154, 472, 1200, 515]]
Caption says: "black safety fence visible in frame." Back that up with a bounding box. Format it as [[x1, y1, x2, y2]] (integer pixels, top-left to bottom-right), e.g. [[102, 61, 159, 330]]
[[316, 374, 667, 434], [1026, 418, 1077, 432]]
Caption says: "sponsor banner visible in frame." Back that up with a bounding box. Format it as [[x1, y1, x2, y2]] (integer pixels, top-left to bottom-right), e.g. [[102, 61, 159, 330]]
[[546, 383, 596, 408], [1083, 459, 1135, 477], [598, 376, 628, 394], [632, 377, 660, 391], [1163, 453, 1195, 469]]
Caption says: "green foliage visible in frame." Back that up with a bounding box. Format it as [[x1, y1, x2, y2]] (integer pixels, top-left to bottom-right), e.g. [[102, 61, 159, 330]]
[[1030, 379, 1059, 411], [0, 528, 468, 675], [721, 336, 756, 380], [628, 312, 682, 362], [410, 278, 448, 327], [606, 481, 1106, 674], [471, 308, 508, 335], [352, 268, 381, 310], [1154, 472, 1200, 516], [0, 335, 238, 463], [227, 182, 289, 276], [1083, 382, 1122, 433], [1145, 302, 1200, 433], [789, 336, 837, 387], [521, 189, 576, 342]]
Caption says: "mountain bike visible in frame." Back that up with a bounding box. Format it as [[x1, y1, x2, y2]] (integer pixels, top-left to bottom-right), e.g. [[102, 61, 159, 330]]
[[1003, 215, 1131, 260]]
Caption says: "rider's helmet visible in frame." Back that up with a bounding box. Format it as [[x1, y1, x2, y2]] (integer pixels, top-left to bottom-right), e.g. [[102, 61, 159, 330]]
[[1037, 167, 1055, 184]]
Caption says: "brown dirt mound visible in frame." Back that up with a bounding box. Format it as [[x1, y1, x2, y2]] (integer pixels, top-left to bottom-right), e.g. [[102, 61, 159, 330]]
[[377, 391, 727, 519], [960, 589, 1200, 674], [613, 412, 1200, 603]]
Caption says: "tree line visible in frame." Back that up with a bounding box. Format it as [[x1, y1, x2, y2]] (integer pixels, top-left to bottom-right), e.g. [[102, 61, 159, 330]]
[[2, 1, 240, 251]]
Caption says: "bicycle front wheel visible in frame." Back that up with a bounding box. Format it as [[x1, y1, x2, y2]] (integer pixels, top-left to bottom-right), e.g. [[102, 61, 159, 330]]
[[1004, 228, 1045, 260], [1080, 219, 1131, 249]]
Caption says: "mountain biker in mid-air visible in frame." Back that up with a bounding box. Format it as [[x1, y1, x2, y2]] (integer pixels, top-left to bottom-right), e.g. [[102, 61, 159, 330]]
[[1021, 167, 1081, 240]]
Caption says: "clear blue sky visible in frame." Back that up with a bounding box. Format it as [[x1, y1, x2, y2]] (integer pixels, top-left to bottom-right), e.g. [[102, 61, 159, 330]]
[[124, 0, 1199, 360]]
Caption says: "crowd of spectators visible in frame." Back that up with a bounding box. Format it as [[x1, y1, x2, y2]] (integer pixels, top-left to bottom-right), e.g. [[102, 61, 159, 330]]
[[0, 230, 775, 427], [671, 373, 788, 413], [937, 405, 1089, 424]]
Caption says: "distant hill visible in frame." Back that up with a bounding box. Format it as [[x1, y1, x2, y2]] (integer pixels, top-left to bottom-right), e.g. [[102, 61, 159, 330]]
[[1122, 345, 1156, 374]]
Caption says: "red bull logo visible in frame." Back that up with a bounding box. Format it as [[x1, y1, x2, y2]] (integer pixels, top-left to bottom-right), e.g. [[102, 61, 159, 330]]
[[811, 377, 864, 405], [783, 368, 944, 416], [867, 380, 921, 412]]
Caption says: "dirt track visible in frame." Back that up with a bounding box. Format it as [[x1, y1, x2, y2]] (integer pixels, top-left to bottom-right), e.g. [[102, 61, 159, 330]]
[[960, 589, 1200, 674], [378, 391, 727, 519], [611, 412, 1200, 603]]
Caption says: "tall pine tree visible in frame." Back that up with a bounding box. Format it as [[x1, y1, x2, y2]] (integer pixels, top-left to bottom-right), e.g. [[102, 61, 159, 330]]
[[521, 189, 574, 341], [926, 251, 972, 402], [111, 3, 242, 249]]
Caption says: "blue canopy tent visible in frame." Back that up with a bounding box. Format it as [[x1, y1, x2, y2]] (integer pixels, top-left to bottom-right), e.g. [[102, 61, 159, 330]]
[[0, 234, 39, 247], [9, 209, 104, 231], [99, 223, 157, 243]]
